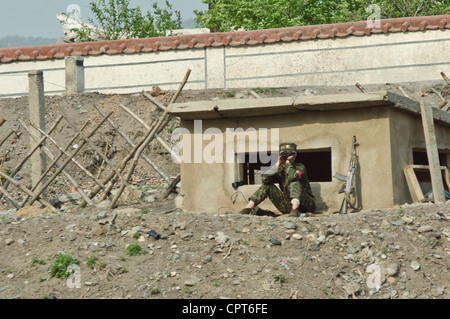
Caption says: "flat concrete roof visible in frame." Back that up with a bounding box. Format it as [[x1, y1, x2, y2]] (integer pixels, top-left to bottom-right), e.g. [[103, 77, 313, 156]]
[[168, 91, 450, 127]]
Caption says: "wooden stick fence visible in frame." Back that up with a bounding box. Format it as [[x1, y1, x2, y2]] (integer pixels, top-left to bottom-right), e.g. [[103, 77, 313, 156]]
[[0, 69, 191, 212]]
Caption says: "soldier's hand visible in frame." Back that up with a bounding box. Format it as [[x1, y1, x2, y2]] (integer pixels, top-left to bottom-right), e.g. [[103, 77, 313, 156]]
[[278, 152, 286, 165], [286, 153, 296, 164]]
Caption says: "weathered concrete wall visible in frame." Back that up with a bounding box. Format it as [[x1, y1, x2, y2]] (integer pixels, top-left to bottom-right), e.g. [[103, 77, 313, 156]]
[[224, 30, 450, 89], [0, 27, 449, 98]]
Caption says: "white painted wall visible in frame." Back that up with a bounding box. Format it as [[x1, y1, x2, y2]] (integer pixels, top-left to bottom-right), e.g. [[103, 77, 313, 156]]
[[0, 29, 449, 98]]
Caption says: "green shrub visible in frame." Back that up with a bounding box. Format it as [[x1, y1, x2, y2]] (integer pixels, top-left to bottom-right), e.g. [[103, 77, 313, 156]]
[[126, 243, 142, 256], [50, 253, 79, 278]]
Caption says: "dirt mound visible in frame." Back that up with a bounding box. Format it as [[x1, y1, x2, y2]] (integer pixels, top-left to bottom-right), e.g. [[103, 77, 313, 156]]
[[0, 201, 449, 299]]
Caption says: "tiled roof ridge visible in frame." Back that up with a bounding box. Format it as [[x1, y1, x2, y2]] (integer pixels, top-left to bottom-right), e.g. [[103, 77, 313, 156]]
[[1, 14, 449, 63]]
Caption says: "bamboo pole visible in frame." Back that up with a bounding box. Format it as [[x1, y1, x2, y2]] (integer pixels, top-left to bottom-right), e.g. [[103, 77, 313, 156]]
[[0, 130, 14, 148], [93, 104, 172, 184], [29, 121, 104, 187], [97, 122, 156, 202], [19, 118, 95, 207], [441, 72, 450, 86], [397, 86, 410, 98], [0, 170, 58, 213], [355, 83, 365, 93], [431, 88, 448, 110], [79, 120, 158, 207], [158, 173, 181, 201], [143, 92, 167, 111], [109, 69, 191, 208], [56, 104, 141, 203], [117, 103, 181, 162], [19, 118, 93, 207], [18, 114, 112, 207], [37, 119, 91, 187], [0, 184, 21, 209], [250, 90, 261, 99], [20, 120, 92, 207], [0, 116, 64, 202]]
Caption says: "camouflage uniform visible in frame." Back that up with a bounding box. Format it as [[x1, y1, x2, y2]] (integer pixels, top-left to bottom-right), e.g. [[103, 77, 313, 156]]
[[248, 144, 316, 215]]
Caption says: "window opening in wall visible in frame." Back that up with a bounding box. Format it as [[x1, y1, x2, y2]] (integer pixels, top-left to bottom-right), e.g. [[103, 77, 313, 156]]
[[413, 150, 447, 167], [237, 148, 332, 185], [412, 150, 449, 193]]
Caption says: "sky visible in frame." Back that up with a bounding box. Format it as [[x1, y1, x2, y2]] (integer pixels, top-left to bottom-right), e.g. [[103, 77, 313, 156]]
[[0, 0, 208, 38]]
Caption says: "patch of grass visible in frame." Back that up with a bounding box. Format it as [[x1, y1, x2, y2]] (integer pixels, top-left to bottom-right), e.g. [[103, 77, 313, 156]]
[[150, 287, 161, 295], [97, 262, 107, 269], [31, 257, 46, 267], [126, 243, 143, 256], [274, 274, 286, 284], [133, 232, 141, 239], [226, 90, 236, 98], [140, 185, 158, 192], [86, 255, 99, 269], [50, 253, 79, 278]]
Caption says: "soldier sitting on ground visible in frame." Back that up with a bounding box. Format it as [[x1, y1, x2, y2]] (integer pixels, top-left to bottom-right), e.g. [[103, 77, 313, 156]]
[[238, 143, 316, 217]]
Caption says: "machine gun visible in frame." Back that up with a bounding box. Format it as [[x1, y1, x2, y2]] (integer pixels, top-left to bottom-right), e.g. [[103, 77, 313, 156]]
[[333, 136, 359, 214]]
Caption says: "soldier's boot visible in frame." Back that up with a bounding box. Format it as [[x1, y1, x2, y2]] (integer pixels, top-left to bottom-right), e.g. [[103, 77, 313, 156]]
[[289, 208, 300, 217], [238, 208, 252, 215], [256, 208, 277, 217]]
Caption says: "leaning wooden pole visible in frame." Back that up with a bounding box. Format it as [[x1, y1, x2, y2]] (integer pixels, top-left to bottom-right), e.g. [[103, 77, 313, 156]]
[[420, 102, 446, 203], [109, 69, 191, 208], [22, 111, 113, 207], [94, 104, 172, 185], [0, 116, 63, 202], [56, 104, 141, 203], [19, 118, 95, 207], [118, 103, 181, 163], [0, 170, 58, 213], [80, 119, 158, 207]]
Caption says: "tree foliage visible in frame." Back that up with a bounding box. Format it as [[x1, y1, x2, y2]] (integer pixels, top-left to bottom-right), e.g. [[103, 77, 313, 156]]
[[72, 0, 182, 42], [194, 0, 450, 32], [371, 0, 450, 18]]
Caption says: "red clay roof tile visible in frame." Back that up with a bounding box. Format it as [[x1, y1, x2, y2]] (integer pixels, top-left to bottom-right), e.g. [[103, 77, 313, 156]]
[[0, 14, 448, 64]]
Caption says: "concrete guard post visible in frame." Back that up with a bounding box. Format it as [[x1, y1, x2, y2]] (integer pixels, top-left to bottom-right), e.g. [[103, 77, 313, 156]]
[[65, 56, 85, 95], [28, 70, 47, 193]]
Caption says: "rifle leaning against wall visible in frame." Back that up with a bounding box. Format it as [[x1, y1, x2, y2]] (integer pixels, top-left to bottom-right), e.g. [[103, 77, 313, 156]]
[[333, 136, 360, 214]]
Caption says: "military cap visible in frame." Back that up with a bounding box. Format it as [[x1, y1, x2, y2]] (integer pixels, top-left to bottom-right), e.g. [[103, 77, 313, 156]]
[[279, 143, 297, 152]]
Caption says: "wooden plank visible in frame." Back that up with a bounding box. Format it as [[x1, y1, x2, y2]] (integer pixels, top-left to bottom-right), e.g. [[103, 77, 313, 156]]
[[403, 165, 423, 203], [420, 102, 446, 203], [404, 165, 449, 203], [445, 167, 450, 191]]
